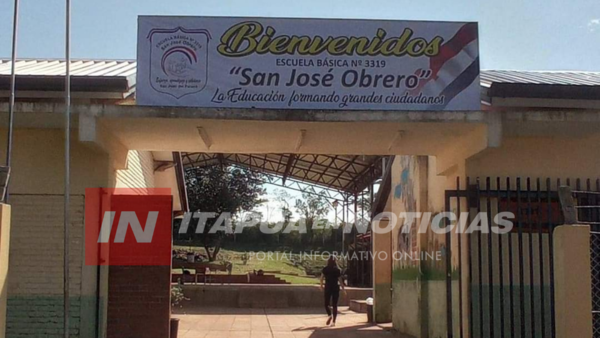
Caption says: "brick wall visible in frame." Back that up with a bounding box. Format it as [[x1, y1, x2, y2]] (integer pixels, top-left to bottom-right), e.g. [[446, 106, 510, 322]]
[[7, 195, 86, 338], [107, 266, 171, 338], [6, 150, 163, 338]]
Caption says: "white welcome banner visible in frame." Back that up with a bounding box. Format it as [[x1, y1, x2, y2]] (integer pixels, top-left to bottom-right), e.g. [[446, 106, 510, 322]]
[[137, 16, 480, 111]]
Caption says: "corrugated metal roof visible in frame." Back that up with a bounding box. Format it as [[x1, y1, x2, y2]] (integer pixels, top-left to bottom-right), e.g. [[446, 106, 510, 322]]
[[182, 152, 383, 193], [0, 59, 136, 78], [481, 69, 600, 87], [0, 59, 136, 98], [3, 59, 600, 105], [3, 59, 600, 87]]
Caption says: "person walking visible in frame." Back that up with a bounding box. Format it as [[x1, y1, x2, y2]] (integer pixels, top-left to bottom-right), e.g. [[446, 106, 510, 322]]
[[320, 256, 346, 327]]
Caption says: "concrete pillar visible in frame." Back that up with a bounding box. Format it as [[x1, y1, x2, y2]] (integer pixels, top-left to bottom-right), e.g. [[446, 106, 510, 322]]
[[372, 218, 393, 322], [0, 204, 12, 338], [553, 224, 593, 338]]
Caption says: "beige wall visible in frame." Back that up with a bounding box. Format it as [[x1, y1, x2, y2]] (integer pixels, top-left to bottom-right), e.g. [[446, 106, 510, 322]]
[[113, 150, 155, 191], [0, 127, 166, 338], [0, 128, 111, 338], [0, 129, 110, 195], [467, 134, 600, 181], [0, 204, 10, 338], [101, 117, 483, 156], [155, 165, 182, 211], [554, 225, 593, 338]]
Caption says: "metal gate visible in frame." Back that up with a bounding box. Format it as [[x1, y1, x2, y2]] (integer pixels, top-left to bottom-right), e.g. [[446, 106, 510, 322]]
[[445, 177, 567, 338]]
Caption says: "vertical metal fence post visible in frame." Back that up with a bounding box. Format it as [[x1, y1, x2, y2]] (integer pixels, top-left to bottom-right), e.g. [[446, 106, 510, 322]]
[[457, 177, 464, 338], [486, 177, 494, 338], [361, 190, 365, 286], [5, 0, 20, 202], [353, 193, 358, 285], [63, 1, 72, 337], [445, 186, 453, 337], [342, 198, 346, 255]]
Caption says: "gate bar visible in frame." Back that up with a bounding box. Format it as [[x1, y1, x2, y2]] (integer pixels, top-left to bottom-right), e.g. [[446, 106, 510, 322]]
[[445, 188, 453, 337], [549, 179, 557, 338], [497, 177, 506, 338], [517, 178, 526, 338], [486, 178, 495, 338], [476, 178, 484, 338], [527, 178, 536, 338], [537, 178, 547, 338], [457, 177, 464, 338], [507, 177, 516, 338], [467, 177, 475, 338]]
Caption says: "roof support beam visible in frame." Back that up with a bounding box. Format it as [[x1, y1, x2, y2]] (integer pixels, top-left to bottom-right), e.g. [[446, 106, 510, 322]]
[[330, 155, 359, 189], [181, 152, 383, 194], [314, 155, 339, 184], [173, 152, 189, 213], [282, 154, 296, 185], [346, 156, 386, 193]]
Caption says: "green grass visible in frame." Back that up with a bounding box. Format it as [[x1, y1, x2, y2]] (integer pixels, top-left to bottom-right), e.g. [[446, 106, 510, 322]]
[[172, 246, 321, 284], [172, 268, 196, 275], [277, 274, 320, 285]]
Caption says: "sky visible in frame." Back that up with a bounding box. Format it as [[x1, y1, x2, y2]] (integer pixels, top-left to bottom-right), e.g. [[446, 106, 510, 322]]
[[254, 184, 336, 224], [0, 0, 599, 71]]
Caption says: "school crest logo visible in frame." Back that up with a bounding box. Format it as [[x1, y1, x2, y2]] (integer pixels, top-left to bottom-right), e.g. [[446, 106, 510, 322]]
[[148, 27, 211, 99]]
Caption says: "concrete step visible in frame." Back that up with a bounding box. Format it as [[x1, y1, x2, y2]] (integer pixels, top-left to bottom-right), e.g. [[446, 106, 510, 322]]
[[178, 285, 373, 309], [172, 273, 290, 284]]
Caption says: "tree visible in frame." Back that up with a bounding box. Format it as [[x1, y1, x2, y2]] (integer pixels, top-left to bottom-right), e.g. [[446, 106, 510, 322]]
[[295, 192, 330, 245], [185, 165, 265, 261], [274, 189, 294, 224]]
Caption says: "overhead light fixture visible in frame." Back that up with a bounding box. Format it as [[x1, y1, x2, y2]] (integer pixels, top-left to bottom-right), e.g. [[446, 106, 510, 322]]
[[388, 130, 405, 151], [197, 127, 213, 150], [295, 129, 306, 152]]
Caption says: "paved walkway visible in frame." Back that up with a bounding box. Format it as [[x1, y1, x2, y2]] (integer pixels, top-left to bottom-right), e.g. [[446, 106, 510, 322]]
[[173, 307, 394, 338]]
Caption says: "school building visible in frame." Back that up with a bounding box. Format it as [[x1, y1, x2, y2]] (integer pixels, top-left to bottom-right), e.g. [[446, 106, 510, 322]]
[[0, 58, 599, 338]]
